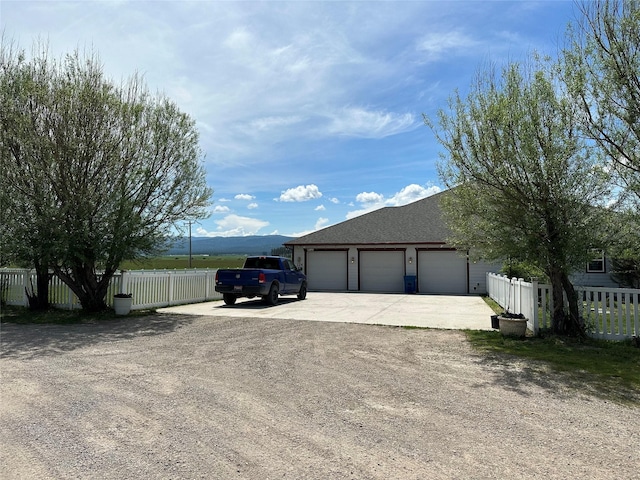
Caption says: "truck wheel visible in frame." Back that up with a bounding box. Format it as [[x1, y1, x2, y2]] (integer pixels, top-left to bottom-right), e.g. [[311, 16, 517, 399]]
[[297, 282, 307, 300], [265, 284, 278, 306], [223, 293, 237, 305]]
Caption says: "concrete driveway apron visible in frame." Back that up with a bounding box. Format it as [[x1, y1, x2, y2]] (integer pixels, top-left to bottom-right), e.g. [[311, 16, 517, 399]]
[[158, 292, 496, 330]]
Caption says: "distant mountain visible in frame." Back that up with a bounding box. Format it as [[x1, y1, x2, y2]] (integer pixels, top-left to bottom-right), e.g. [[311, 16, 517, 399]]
[[166, 235, 295, 256]]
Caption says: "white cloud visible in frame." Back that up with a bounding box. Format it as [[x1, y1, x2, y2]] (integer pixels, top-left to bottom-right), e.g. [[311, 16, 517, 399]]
[[390, 184, 441, 206], [247, 202, 258, 209], [235, 193, 255, 201], [212, 205, 230, 213], [196, 214, 269, 237], [249, 115, 303, 132], [355, 191, 384, 204], [325, 107, 417, 139], [417, 31, 479, 61], [278, 184, 323, 202], [315, 217, 329, 230], [289, 228, 313, 238], [346, 206, 379, 220], [329, 197, 340, 204], [315, 205, 326, 211], [347, 184, 441, 219], [223, 27, 254, 51], [290, 217, 332, 237]]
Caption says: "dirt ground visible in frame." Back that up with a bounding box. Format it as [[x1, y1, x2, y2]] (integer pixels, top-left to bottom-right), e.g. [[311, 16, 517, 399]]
[[1, 314, 638, 479]]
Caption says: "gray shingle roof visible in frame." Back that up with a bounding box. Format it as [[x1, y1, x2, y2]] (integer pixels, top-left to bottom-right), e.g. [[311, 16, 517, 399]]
[[286, 189, 452, 246]]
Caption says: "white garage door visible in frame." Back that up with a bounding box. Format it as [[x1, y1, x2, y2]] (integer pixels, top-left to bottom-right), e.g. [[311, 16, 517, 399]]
[[360, 250, 405, 292], [418, 250, 467, 294], [307, 250, 348, 291]]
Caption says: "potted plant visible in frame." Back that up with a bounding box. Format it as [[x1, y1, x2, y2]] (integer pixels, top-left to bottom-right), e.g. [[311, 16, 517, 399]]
[[113, 293, 133, 316], [494, 276, 528, 336], [498, 311, 528, 337]]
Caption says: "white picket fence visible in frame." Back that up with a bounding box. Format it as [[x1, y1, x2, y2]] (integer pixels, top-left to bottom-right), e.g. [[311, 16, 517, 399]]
[[487, 272, 640, 340], [486, 273, 550, 336], [0, 268, 222, 311]]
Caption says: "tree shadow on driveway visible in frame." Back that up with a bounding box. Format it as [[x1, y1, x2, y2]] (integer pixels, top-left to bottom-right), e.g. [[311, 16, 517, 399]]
[[0, 314, 198, 360], [469, 351, 640, 404]]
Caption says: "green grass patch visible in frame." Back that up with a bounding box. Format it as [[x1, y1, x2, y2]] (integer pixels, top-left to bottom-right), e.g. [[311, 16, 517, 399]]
[[466, 329, 640, 403], [120, 255, 246, 270], [5, 255, 248, 271], [0, 304, 156, 325], [481, 295, 503, 314]]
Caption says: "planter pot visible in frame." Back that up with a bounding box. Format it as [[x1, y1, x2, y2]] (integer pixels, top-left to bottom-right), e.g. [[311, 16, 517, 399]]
[[498, 316, 528, 337], [491, 314, 500, 329], [113, 296, 133, 316]]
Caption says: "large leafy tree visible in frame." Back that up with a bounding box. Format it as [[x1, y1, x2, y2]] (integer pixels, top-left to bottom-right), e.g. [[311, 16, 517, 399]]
[[1, 41, 212, 311], [562, 0, 640, 296], [0, 40, 59, 308], [563, 0, 640, 206], [426, 61, 610, 336]]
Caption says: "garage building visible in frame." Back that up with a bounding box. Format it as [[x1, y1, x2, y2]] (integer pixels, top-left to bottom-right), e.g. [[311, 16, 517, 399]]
[[285, 190, 498, 294]]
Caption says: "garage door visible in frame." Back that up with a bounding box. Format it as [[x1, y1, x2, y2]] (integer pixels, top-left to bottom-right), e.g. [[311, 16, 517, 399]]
[[360, 250, 405, 292], [418, 250, 467, 294], [307, 250, 348, 291]]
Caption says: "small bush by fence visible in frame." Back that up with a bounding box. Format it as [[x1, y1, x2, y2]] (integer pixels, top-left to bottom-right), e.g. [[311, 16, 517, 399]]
[[0, 268, 222, 311], [487, 273, 639, 340]]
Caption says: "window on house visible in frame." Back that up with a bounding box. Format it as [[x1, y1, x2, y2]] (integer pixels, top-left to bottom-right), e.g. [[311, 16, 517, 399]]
[[587, 249, 605, 273]]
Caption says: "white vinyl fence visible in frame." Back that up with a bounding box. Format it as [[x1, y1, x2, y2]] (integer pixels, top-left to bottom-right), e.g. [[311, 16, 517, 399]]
[[575, 286, 640, 341], [486, 273, 551, 336], [487, 273, 639, 341], [0, 268, 222, 311]]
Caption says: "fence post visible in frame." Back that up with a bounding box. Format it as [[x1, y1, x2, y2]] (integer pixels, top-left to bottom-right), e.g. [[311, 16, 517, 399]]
[[531, 279, 539, 335], [517, 278, 524, 314], [168, 271, 175, 306], [508, 277, 514, 313], [22, 270, 30, 307], [120, 270, 129, 295]]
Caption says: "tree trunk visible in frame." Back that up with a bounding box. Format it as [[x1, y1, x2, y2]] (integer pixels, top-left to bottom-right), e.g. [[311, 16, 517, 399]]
[[561, 272, 584, 337], [75, 286, 109, 312], [549, 268, 566, 334], [26, 260, 50, 311], [548, 267, 585, 337], [54, 264, 113, 312]]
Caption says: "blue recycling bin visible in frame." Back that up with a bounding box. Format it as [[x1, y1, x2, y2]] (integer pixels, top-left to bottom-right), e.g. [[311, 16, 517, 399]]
[[404, 275, 416, 294]]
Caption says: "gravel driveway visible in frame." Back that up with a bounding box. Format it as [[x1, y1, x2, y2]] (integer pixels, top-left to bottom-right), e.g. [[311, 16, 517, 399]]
[[1, 314, 638, 479]]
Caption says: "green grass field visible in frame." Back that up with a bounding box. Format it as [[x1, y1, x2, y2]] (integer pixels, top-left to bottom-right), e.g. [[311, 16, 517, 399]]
[[120, 255, 247, 270]]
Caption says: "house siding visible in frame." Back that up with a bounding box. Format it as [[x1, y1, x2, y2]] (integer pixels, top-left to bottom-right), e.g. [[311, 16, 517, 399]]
[[571, 257, 619, 288], [469, 260, 501, 294]]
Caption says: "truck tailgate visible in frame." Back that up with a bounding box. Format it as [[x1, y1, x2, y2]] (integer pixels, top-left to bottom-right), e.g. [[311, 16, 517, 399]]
[[217, 269, 262, 285]]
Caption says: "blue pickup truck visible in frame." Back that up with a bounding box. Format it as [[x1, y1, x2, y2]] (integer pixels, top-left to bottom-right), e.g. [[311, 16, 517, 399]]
[[214, 256, 307, 306]]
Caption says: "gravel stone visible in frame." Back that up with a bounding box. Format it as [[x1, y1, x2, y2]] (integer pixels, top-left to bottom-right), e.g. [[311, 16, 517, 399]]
[[1, 314, 638, 479]]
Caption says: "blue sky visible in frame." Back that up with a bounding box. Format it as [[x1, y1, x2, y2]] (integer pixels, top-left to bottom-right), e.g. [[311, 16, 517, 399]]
[[2, 0, 577, 238]]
